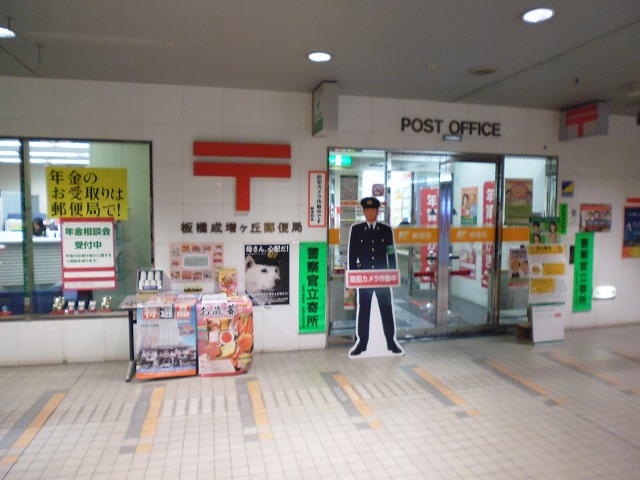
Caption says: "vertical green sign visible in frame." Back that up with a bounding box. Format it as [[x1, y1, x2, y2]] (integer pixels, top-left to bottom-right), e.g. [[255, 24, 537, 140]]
[[558, 203, 568, 235], [573, 232, 594, 312], [299, 242, 327, 333]]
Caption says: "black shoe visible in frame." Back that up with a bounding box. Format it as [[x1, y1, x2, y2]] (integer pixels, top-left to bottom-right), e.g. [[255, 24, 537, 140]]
[[388, 344, 403, 354], [350, 344, 367, 356]]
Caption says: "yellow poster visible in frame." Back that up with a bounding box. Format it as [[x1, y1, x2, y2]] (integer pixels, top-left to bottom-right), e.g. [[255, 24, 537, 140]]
[[527, 243, 566, 305], [46, 167, 128, 220]]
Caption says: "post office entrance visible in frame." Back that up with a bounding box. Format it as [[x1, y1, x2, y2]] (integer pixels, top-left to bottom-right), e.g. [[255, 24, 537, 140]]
[[327, 148, 558, 341]]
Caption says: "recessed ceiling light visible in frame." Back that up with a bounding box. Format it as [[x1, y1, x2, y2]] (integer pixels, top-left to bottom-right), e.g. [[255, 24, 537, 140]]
[[308, 52, 332, 63], [0, 26, 15, 38], [522, 8, 555, 24], [0, 17, 16, 38]]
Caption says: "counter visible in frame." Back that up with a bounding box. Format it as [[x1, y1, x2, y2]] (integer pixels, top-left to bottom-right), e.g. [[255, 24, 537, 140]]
[[0, 232, 62, 287]]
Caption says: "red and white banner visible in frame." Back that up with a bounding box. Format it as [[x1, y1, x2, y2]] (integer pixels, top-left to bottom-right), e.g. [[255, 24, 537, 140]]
[[419, 187, 439, 284], [481, 181, 495, 289], [61, 218, 117, 290]]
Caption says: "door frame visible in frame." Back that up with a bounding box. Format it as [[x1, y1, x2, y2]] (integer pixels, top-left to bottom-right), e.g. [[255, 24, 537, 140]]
[[434, 153, 504, 336]]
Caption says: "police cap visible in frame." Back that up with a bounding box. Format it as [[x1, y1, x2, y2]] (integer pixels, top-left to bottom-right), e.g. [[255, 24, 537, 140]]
[[360, 197, 380, 209]]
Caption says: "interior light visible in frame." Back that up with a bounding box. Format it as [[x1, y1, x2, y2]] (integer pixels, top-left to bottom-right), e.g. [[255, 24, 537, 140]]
[[308, 52, 332, 63], [28, 152, 89, 158], [49, 159, 90, 165], [522, 8, 554, 24], [593, 286, 616, 300]]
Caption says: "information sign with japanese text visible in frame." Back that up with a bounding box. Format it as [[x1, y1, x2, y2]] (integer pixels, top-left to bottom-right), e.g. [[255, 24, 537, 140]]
[[61, 218, 116, 290], [46, 167, 128, 220], [299, 242, 327, 333], [573, 232, 594, 312]]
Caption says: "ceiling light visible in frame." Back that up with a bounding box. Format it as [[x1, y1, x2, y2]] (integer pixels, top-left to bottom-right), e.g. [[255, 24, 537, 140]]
[[522, 8, 554, 24], [308, 52, 332, 63], [0, 17, 16, 38]]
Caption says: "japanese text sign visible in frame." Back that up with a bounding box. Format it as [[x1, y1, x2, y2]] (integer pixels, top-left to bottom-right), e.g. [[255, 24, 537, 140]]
[[345, 269, 401, 289], [308, 171, 327, 227], [299, 242, 327, 333], [572, 232, 594, 312], [61, 218, 116, 290], [46, 167, 128, 220]]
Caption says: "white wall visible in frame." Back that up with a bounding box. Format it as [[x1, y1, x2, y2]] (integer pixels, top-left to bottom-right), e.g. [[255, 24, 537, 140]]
[[0, 76, 639, 366]]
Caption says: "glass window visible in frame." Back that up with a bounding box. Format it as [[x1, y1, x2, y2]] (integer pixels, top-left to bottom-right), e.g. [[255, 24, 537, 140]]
[[0, 138, 152, 317]]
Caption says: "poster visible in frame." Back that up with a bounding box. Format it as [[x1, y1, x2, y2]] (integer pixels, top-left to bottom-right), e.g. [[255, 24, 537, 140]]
[[136, 299, 198, 379], [528, 244, 566, 306], [459, 244, 477, 279], [61, 218, 116, 290], [579, 203, 612, 232], [481, 181, 495, 289], [299, 242, 327, 333], [169, 242, 223, 287], [308, 171, 327, 227], [530, 216, 560, 244], [622, 206, 640, 258], [244, 244, 290, 305], [340, 175, 359, 202], [46, 167, 128, 220], [218, 268, 238, 296], [507, 247, 529, 289], [197, 295, 254, 377], [504, 178, 533, 225], [460, 186, 478, 226], [419, 187, 439, 285]]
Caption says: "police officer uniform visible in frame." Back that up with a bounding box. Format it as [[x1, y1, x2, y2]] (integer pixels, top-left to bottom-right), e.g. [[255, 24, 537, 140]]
[[348, 197, 402, 356]]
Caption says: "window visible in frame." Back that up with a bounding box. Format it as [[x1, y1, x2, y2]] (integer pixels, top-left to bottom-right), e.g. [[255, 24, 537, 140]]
[[0, 138, 152, 316]]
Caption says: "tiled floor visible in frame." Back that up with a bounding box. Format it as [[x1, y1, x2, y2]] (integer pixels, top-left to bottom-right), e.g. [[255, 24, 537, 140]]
[[1, 325, 639, 480]]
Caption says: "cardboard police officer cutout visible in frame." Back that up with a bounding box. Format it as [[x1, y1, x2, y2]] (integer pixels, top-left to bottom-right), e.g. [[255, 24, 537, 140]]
[[347, 197, 404, 358]]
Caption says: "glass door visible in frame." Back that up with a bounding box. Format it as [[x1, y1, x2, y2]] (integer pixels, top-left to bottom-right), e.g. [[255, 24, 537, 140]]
[[387, 152, 443, 338], [437, 157, 499, 334], [387, 153, 500, 337], [327, 148, 557, 342]]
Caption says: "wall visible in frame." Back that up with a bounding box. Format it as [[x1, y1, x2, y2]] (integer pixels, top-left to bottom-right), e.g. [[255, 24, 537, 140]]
[[0, 76, 638, 366]]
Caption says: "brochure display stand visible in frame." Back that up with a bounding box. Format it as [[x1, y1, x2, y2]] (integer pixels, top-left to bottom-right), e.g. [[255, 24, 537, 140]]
[[119, 269, 254, 381], [525, 243, 566, 344]]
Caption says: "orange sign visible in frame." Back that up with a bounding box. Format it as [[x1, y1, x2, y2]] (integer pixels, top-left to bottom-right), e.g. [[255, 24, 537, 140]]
[[330, 225, 528, 245], [394, 227, 438, 244]]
